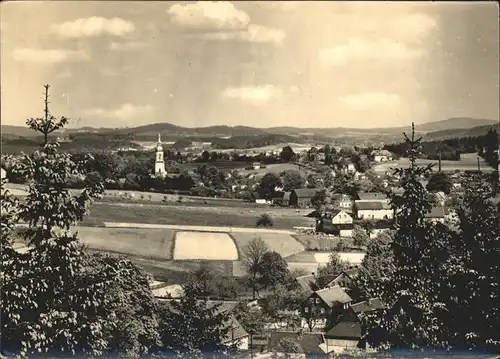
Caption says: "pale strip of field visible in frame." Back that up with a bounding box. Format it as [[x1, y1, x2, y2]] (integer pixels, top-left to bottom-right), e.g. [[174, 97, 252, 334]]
[[230, 232, 305, 258], [173, 231, 238, 260], [101, 221, 296, 234], [314, 252, 365, 265], [373, 154, 493, 173]]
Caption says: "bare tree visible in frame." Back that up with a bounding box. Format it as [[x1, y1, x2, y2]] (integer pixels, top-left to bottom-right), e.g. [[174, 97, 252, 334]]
[[26, 84, 69, 146], [242, 237, 269, 300]]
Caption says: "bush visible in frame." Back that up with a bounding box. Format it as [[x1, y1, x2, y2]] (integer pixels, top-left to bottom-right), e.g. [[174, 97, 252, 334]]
[[256, 213, 273, 227]]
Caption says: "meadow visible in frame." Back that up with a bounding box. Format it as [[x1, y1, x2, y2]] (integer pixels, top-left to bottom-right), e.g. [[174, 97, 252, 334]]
[[83, 202, 315, 229], [230, 232, 305, 259], [173, 231, 239, 260]]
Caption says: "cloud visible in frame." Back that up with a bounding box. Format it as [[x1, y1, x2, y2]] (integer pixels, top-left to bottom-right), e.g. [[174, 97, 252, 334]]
[[11, 48, 89, 64], [199, 24, 285, 45], [168, 2, 249, 31], [53, 17, 135, 38], [222, 85, 284, 105], [338, 93, 401, 108], [84, 104, 153, 119], [109, 41, 148, 51], [319, 38, 424, 66]]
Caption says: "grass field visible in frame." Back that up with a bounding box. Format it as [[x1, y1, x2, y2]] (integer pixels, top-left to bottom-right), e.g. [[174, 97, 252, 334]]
[[77, 227, 176, 260], [293, 234, 355, 251], [230, 232, 305, 258], [373, 153, 493, 173], [173, 231, 239, 260], [83, 202, 315, 229], [237, 162, 314, 179]]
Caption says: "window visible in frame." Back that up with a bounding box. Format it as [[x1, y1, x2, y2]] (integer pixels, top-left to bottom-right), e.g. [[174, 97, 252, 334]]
[[304, 307, 309, 313]]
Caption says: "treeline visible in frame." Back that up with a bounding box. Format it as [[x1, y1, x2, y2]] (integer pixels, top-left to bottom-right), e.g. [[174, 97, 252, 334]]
[[211, 133, 302, 149]]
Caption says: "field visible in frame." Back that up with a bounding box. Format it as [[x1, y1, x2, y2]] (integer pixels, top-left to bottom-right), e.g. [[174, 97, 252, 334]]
[[237, 162, 315, 179], [173, 231, 239, 260], [77, 227, 176, 260], [83, 202, 315, 229], [293, 234, 355, 251], [373, 153, 493, 173], [230, 232, 305, 258]]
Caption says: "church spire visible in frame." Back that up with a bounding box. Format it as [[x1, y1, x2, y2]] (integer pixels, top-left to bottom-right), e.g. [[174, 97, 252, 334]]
[[157, 133, 161, 144]]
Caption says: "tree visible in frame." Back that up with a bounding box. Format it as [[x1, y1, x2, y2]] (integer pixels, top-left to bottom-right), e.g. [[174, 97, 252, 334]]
[[242, 237, 269, 299], [26, 84, 68, 146], [258, 173, 282, 200], [190, 264, 216, 297], [352, 225, 370, 248], [157, 282, 235, 358], [280, 146, 296, 163], [1, 85, 159, 358], [256, 213, 274, 227], [310, 189, 327, 218], [362, 123, 454, 349], [315, 252, 350, 289], [257, 251, 290, 291], [426, 172, 453, 194], [201, 150, 210, 162], [282, 170, 305, 191], [272, 337, 303, 359]]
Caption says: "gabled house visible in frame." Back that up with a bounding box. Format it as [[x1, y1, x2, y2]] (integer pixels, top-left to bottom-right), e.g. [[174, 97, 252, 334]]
[[331, 194, 353, 210], [301, 286, 352, 331], [268, 330, 327, 358], [368, 219, 395, 239], [316, 219, 354, 237], [282, 191, 292, 206], [290, 188, 321, 208], [350, 298, 385, 318], [356, 192, 388, 203], [326, 269, 358, 289], [354, 201, 393, 220], [371, 150, 393, 162], [295, 274, 318, 293], [331, 209, 353, 225]]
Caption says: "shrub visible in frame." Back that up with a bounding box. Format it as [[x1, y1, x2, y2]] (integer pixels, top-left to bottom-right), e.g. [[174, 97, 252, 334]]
[[256, 213, 273, 227]]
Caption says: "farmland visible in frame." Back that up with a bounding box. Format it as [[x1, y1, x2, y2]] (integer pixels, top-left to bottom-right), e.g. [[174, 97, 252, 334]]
[[237, 162, 316, 179], [372, 153, 493, 173], [173, 231, 239, 260], [230, 232, 305, 258], [83, 202, 315, 229]]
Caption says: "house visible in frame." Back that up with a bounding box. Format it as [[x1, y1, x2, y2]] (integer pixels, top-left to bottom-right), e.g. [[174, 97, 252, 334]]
[[331, 209, 353, 225], [282, 191, 292, 206], [295, 274, 318, 293], [350, 298, 385, 318], [252, 162, 261, 170], [272, 191, 285, 206], [368, 220, 394, 239], [325, 269, 358, 289], [356, 192, 388, 203], [354, 201, 393, 220], [290, 188, 321, 208], [157, 299, 249, 350], [316, 219, 354, 237], [301, 286, 353, 330], [331, 194, 352, 209], [425, 206, 446, 223], [268, 330, 327, 358], [324, 320, 361, 354], [371, 149, 393, 162]]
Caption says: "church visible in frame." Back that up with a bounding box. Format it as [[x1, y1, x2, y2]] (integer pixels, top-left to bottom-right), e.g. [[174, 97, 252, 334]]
[[153, 133, 167, 178]]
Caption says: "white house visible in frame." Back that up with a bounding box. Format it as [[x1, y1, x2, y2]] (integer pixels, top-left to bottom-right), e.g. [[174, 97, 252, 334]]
[[355, 201, 393, 220], [331, 209, 353, 225], [332, 194, 353, 209], [252, 162, 261, 170], [371, 150, 393, 162]]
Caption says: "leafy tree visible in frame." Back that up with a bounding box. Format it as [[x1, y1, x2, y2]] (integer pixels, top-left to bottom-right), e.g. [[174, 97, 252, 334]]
[[256, 213, 274, 227], [157, 282, 235, 358], [257, 251, 290, 291], [362, 123, 454, 349], [315, 252, 350, 289], [233, 302, 266, 335], [242, 237, 269, 299], [352, 225, 370, 248], [310, 189, 327, 218], [282, 170, 305, 191], [26, 84, 68, 146], [258, 173, 282, 200], [426, 172, 453, 194], [280, 146, 296, 162], [201, 150, 210, 162], [190, 264, 216, 297]]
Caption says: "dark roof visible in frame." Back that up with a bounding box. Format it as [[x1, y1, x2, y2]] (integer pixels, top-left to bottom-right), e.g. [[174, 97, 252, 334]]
[[351, 298, 385, 314], [425, 206, 445, 218], [325, 321, 362, 340], [292, 188, 321, 198], [355, 201, 385, 211], [357, 192, 386, 201], [268, 331, 325, 354], [296, 274, 316, 292], [315, 286, 352, 307], [371, 219, 395, 229]]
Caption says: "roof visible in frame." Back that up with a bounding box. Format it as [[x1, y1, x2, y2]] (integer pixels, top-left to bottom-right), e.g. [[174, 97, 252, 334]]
[[331, 209, 352, 218], [268, 331, 325, 354], [314, 286, 352, 307], [371, 149, 393, 157], [292, 188, 321, 198], [355, 201, 385, 211], [296, 274, 317, 292], [425, 206, 445, 218], [351, 298, 385, 314], [325, 321, 362, 340], [357, 192, 387, 201], [224, 317, 249, 343]]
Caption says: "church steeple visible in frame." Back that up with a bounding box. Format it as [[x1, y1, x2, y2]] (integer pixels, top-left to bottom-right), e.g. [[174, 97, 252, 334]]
[[154, 133, 166, 177]]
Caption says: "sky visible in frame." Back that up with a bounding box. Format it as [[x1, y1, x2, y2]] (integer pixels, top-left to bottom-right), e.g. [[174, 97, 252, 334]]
[[1, 1, 499, 129]]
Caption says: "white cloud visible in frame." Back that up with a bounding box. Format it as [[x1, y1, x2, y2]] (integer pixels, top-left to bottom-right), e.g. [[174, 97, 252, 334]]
[[11, 48, 89, 64], [320, 38, 424, 66], [338, 93, 401, 108], [53, 17, 135, 38], [109, 41, 148, 51], [200, 24, 285, 45], [84, 104, 153, 119], [168, 2, 249, 31], [222, 85, 284, 105]]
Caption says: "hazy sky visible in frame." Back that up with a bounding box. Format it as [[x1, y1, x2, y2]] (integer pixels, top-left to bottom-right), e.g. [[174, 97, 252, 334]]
[[1, 1, 498, 129]]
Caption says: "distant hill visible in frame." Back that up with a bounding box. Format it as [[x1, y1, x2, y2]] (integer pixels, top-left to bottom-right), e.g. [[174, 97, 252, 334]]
[[424, 122, 500, 141], [414, 118, 497, 133]]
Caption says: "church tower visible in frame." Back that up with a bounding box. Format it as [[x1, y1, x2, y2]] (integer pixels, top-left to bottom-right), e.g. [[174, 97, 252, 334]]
[[154, 133, 166, 177]]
